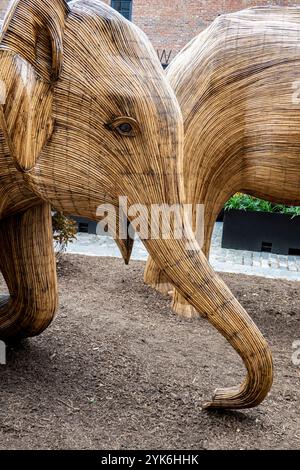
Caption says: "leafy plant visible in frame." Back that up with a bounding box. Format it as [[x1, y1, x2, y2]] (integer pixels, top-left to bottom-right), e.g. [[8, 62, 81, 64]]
[[224, 193, 300, 218], [52, 211, 77, 256], [272, 204, 300, 218]]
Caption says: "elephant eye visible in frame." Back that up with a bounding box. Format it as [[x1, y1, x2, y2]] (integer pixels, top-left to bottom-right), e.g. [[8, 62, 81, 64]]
[[106, 116, 138, 137], [116, 123, 133, 135]]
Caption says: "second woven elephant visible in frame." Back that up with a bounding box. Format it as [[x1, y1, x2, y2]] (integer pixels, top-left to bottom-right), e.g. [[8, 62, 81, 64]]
[[144, 6, 300, 317]]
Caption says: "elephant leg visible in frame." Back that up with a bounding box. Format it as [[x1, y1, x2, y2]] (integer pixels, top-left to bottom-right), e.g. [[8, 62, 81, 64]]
[[144, 255, 173, 295], [0, 202, 58, 340]]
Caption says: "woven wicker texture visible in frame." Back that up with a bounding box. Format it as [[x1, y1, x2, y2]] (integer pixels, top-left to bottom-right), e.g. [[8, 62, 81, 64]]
[[144, 7, 300, 321], [0, 0, 273, 409]]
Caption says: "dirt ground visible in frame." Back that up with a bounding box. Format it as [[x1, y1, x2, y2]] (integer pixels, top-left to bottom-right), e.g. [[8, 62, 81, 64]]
[[0, 254, 299, 450]]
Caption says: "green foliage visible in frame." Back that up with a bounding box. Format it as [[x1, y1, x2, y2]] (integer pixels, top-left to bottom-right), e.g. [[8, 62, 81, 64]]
[[272, 204, 300, 218], [224, 194, 300, 218], [52, 211, 77, 255]]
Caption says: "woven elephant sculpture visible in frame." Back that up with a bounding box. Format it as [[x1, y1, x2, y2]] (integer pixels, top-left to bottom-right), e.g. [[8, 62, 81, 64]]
[[144, 6, 300, 318], [0, 0, 273, 410]]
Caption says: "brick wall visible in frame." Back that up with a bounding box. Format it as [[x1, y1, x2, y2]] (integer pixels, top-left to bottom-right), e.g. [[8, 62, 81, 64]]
[[5, 1, 296, 65], [107, 0, 300, 64]]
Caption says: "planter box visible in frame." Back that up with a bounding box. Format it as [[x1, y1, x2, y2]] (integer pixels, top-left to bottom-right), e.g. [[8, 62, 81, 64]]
[[71, 216, 108, 236], [222, 209, 300, 255], [71, 216, 97, 234], [216, 208, 224, 222]]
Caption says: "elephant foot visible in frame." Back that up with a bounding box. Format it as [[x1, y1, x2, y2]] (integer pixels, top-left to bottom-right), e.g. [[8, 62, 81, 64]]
[[149, 280, 174, 295], [0, 203, 58, 340], [171, 290, 203, 319], [144, 255, 173, 295]]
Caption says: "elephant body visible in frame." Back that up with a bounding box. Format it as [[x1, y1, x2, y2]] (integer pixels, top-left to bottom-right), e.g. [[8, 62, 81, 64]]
[[0, 0, 274, 410], [144, 6, 300, 317]]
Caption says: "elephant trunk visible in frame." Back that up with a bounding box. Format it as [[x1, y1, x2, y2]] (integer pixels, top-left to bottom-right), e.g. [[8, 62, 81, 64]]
[[142, 234, 273, 409]]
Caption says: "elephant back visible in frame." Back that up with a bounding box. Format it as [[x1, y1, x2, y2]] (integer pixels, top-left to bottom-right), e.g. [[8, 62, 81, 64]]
[[166, 6, 300, 202]]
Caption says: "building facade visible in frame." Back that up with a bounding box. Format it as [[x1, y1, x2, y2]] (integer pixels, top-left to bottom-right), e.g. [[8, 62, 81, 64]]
[[106, 0, 299, 66], [1, 1, 299, 65]]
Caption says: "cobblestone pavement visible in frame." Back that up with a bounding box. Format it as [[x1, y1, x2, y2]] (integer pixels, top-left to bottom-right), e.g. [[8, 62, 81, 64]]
[[65, 222, 300, 281], [209, 223, 300, 280]]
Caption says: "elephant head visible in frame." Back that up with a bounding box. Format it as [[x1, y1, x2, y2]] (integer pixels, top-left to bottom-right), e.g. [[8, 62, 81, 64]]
[[0, 0, 273, 409]]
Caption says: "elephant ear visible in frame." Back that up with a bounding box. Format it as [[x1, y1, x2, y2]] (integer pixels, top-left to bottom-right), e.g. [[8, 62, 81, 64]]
[[0, 0, 69, 81], [0, 0, 69, 172]]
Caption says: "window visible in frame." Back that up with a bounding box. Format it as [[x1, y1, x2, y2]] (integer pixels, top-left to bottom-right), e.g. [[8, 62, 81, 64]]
[[111, 0, 132, 21]]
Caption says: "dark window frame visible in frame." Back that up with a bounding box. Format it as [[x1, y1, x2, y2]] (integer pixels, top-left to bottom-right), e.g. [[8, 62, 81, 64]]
[[111, 0, 133, 21]]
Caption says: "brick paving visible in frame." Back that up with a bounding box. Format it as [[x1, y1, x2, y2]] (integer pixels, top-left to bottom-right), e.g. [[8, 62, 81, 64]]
[[209, 223, 300, 280]]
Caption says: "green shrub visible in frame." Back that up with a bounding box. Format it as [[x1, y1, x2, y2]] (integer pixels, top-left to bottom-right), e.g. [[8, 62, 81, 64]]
[[224, 194, 300, 218], [52, 211, 77, 255]]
